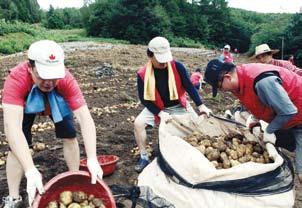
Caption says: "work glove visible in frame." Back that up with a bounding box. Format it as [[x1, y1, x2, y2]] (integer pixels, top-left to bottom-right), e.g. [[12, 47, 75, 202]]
[[258, 120, 276, 144], [25, 167, 44, 207], [263, 130, 277, 144], [87, 157, 103, 184], [198, 104, 212, 117], [158, 111, 172, 122]]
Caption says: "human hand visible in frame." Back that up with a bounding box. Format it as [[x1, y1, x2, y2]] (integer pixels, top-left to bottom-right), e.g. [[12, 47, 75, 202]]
[[263, 130, 277, 144], [87, 157, 103, 184], [158, 111, 172, 122], [25, 167, 44, 207], [198, 104, 212, 117]]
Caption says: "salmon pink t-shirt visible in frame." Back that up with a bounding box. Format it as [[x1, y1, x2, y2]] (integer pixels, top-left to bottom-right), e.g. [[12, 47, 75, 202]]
[[190, 72, 203, 86], [2, 62, 86, 111]]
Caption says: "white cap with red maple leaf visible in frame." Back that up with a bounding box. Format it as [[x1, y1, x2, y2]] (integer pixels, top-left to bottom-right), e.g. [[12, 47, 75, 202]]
[[28, 40, 65, 79]]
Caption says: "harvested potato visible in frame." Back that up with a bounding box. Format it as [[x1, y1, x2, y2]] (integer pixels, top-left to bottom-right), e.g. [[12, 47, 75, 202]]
[[206, 149, 220, 161], [60, 191, 73, 205], [92, 198, 105, 208], [72, 191, 87, 203], [47, 201, 58, 208], [67, 203, 81, 208], [59, 202, 66, 208]]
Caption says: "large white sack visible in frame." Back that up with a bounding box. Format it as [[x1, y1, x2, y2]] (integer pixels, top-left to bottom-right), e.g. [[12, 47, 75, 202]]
[[138, 159, 294, 208]]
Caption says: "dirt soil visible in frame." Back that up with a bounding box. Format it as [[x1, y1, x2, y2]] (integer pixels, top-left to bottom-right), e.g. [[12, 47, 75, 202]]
[[0, 41, 301, 207]]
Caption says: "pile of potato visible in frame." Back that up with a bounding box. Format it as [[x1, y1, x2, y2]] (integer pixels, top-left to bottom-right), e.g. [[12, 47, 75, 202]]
[[46, 190, 105, 208], [184, 131, 273, 169]]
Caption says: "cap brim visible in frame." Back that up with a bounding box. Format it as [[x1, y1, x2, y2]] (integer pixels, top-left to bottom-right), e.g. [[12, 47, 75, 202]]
[[35, 62, 66, 79], [154, 51, 173, 63]]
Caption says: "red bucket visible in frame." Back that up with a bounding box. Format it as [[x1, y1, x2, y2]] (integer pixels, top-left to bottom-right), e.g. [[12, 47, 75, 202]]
[[32, 171, 116, 208], [80, 155, 119, 176]]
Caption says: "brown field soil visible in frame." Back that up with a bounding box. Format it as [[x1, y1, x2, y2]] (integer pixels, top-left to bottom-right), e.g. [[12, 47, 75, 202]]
[[0, 42, 301, 207]]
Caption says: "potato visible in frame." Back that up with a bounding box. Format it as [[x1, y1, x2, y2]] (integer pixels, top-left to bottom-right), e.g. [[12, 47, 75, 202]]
[[220, 152, 231, 169], [80, 200, 89, 206], [88, 194, 95, 202], [92, 198, 105, 208], [47, 201, 58, 208], [211, 161, 219, 168], [59, 202, 66, 208], [72, 191, 87, 203], [67, 203, 81, 208], [199, 139, 211, 147], [230, 159, 240, 167], [229, 150, 238, 160], [206, 149, 220, 161], [196, 145, 206, 154], [60, 191, 73, 206]]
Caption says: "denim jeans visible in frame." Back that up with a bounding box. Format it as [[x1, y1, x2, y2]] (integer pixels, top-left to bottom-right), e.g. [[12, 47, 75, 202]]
[[292, 127, 302, 173]]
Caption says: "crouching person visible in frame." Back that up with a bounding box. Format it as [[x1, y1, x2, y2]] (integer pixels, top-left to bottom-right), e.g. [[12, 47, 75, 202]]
[[134, 36, 212, 172], [204, 59, 302, 183], [2, 40, 103, 208]]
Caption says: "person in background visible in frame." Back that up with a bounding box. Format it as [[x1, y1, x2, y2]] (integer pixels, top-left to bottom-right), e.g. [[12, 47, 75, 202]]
[[134, 36, 212, 172], [252, 44, 302, 76], [204, 59, 302, 183], [190, 68, 203, 90], [1, 40, 103, 208], [219, 44, 234, 63], [288, 55, 295, 65]]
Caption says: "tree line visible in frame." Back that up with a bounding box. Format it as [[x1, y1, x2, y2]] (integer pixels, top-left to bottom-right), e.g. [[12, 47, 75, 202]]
[[0, 0, 302, 66]]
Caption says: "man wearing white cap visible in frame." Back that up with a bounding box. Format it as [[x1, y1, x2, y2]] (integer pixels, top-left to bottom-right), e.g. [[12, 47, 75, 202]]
[[219, 44, 234, 63], [134, 36, 212, 172], [252, 43, 302, 76], [2, 40, 103, 207]]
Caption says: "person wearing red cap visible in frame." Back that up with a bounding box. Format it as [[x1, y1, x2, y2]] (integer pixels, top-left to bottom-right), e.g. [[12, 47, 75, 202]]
[[134, 36, 212, 172], [252, 44, 302, 76], [204, 59, 302, 183], [1, 40, 103, 208]]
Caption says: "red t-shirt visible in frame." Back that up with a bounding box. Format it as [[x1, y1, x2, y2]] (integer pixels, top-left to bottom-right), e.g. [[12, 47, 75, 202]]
[[2, 62, 86, 111]]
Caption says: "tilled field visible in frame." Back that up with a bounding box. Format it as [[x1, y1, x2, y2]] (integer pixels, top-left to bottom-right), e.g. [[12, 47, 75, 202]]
[[0, 42, 301, 207]]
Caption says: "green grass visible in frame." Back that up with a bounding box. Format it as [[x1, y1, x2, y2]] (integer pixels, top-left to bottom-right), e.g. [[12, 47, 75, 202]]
[[0, 21, 206, 55], [0, 23, 130, 55]]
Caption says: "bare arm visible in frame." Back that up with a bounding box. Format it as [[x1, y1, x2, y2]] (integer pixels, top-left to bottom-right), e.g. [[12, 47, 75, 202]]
[[3, 103, 35, 172], [73, 105, 97, 159]]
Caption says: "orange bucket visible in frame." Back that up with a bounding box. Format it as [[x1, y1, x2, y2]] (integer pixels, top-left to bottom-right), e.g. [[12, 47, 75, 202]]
[[80, 155, 119, 176]]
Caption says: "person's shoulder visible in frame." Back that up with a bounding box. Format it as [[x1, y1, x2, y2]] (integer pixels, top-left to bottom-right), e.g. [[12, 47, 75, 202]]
[[174, 60, 185, 69], [9, 62, 29, 77]]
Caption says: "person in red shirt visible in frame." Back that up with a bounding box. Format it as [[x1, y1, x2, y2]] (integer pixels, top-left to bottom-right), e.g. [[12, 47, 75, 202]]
[[219, 44, 234, 63], [252, 44, 302, 76], [1, 40, 103, 208], [190, 68, 203, 90]]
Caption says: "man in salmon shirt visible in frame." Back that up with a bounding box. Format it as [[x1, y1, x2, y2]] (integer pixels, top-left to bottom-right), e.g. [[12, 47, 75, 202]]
[[252, 44, 302, 76], [204, 59, 302, 183], [134, 36, 212, 172], [219, 44, 234, 63], [1, 40, 103, 208]]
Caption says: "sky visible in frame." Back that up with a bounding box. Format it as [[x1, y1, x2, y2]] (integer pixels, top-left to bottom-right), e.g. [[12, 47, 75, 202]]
[[37, 0, 302, 13], [227, 0, 302, 13], [37, 0, 84, 10]]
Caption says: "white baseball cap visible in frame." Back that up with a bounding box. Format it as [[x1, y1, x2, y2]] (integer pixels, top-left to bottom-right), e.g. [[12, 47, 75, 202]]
[[148, 36, 173, 63], [224, 44, 231, 50], [28, 40, 65, 79]]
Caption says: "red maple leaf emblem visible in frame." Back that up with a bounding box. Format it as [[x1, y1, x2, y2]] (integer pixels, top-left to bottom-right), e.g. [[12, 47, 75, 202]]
[[49, 54, 56, 60]]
